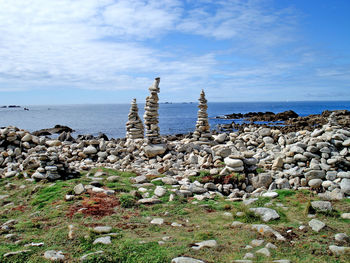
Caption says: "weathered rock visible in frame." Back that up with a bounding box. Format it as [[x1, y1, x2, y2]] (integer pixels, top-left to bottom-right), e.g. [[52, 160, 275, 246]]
[[308, 219, 326, 232], [256, 248, 270, 257], [329, 245, 350, 255], [335, 233, 350, 243], [150, 218, 164, 225], [137, 198, 161, 205], [83, 145, 97, 155], [80, 251, 104, 262], [251, 173, 272, 189], [340, 178, 350, 194], [262, 192, 279, 198], [224, 157, 243, 168], [308, 179, 322, 189], [311, 201, 332, 212], [251, 239, 264, 247], [4, 250, 31, 258], [143, 144, 166, 158], [73, 184, 85, 195], [93, 236, 112, 245], [92, 226, 112, 234], [44, 250, 65, 261], [249, 208, 280, 222], [154, 186, 167, 197], [341, 213, 350, 219], [192, 240, 217, 250], [171, 257, 205, 263]]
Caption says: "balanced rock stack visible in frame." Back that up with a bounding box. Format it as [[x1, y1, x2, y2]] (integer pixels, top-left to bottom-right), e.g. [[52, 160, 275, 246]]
[[144, 77, 162, 145], [126, 98, 144, 140], [193, 90, 213, 143]]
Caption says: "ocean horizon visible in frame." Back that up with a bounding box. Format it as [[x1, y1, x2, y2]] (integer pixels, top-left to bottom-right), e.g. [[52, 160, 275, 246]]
[[1, 101, 350, 139]]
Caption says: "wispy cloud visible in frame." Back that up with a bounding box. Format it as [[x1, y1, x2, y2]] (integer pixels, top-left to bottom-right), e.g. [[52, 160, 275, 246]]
[[0, 0, 348, 101]]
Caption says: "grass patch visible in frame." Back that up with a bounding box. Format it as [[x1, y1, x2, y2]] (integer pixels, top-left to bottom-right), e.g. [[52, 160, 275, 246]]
[[120, 194, 137, 208], [31, 181, 69, 209], [275, 189, 296, 202]]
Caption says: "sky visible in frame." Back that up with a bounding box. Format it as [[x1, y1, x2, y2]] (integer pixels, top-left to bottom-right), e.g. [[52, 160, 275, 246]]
[[0, 0, 349, 104]]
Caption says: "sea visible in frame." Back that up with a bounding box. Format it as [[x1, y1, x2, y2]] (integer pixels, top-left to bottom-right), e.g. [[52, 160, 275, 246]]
[[1, 101, 350, 139]]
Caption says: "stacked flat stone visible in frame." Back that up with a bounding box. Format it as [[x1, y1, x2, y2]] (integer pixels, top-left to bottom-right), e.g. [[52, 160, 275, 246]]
[[144, 78, 162, 144], [126, 98, 144, 139], [32, 153, 79, 181], [193, 90, 213, 142]]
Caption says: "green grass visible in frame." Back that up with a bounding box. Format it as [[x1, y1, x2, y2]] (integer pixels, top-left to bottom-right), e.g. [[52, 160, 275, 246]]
[[119, 194, 137, 208], [31, 181, 70, 209], [1, 169, 350, 263]]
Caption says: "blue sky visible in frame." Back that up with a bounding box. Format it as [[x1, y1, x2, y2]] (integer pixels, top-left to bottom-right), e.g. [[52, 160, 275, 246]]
[[0, 0, 349, 104]]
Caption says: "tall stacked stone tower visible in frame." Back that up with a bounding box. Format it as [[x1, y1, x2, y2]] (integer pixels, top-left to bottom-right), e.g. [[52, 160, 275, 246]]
[[193, 90, 212, 142], [144, 77, 162, 144], [126, 98, 144, 140]]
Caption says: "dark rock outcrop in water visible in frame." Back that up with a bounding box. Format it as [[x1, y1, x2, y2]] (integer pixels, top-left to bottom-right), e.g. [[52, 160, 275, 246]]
[[217, 110, 350, 134], [32, 125, 74, 136], [221, 110, 299, 121]]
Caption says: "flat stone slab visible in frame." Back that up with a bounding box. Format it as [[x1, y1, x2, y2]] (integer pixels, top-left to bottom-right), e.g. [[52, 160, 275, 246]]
[[150, 218, 164, 225], [92, 226, 112, 234], [249, 208, 280, 222], [256, 247, 271, 257], [309, 219, 326, 232], [73, 183, 85, 195], [137, 198, 161, 205], [329, 245, 350, 255], [251, 224, 286, 241], [251, 239, 264, 247], [4, 250, 31, 258], [93, 236, 111, 245], [144, 144, 166, 158], [311, 201, 332, 212], [171, 257, 205, 263], [81, 251, 104, 261], [262, 192, 279, 198], [192, 240, 217, 250], [44, 250, 65, 261]]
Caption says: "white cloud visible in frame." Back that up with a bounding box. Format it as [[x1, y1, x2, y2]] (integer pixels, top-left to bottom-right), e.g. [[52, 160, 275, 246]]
[[0, 0, 348, 101]]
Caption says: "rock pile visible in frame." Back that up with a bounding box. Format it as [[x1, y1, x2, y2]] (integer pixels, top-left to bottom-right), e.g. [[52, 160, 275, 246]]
[[192, 90, 213, 143], [0, 126, 79, 181], [126, 98, 144, 140], [143, 77, 162, 145], [1, 110, 350, 201], [31, 152, 79, 181]]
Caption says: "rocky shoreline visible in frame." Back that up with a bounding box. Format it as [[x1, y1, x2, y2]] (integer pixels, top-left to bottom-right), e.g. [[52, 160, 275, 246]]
[[216, 109, 350, 134], [1, 109, 349, 202], [1, 77, 350, 261]]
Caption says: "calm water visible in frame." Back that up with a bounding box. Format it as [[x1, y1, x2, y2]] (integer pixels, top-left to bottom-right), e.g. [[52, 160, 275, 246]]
[[1, 101, 350, 139]]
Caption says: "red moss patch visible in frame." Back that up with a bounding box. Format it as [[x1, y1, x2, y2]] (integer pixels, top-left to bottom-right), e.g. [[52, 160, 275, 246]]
[[12, 205, 27, 212], [67, 190, 119, 218]]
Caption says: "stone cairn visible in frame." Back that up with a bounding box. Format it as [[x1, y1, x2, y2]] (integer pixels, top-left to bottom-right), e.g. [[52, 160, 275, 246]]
[[126, 98, 144, 140], [144, 77, 162, 144], [193, 90, 213, 142], [32, 153, 79, 181]]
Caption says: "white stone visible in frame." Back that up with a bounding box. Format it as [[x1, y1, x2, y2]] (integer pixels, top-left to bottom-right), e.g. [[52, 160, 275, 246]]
[[44, 250, 65, 261], [150, 218, 164, 225], [308, 219, 326, 232], [249, 208, 280, 222], [93, 236, 111, 245]]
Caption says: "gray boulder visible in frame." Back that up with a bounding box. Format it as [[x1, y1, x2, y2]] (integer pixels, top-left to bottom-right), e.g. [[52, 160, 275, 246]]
[[249, 208, 280, 222], [251, 173, 272, 189]]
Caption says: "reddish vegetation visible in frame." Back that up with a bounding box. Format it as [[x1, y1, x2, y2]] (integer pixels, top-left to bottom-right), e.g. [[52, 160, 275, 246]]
[[11, 205, 27, 212], [67, 190, 119, 218]]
